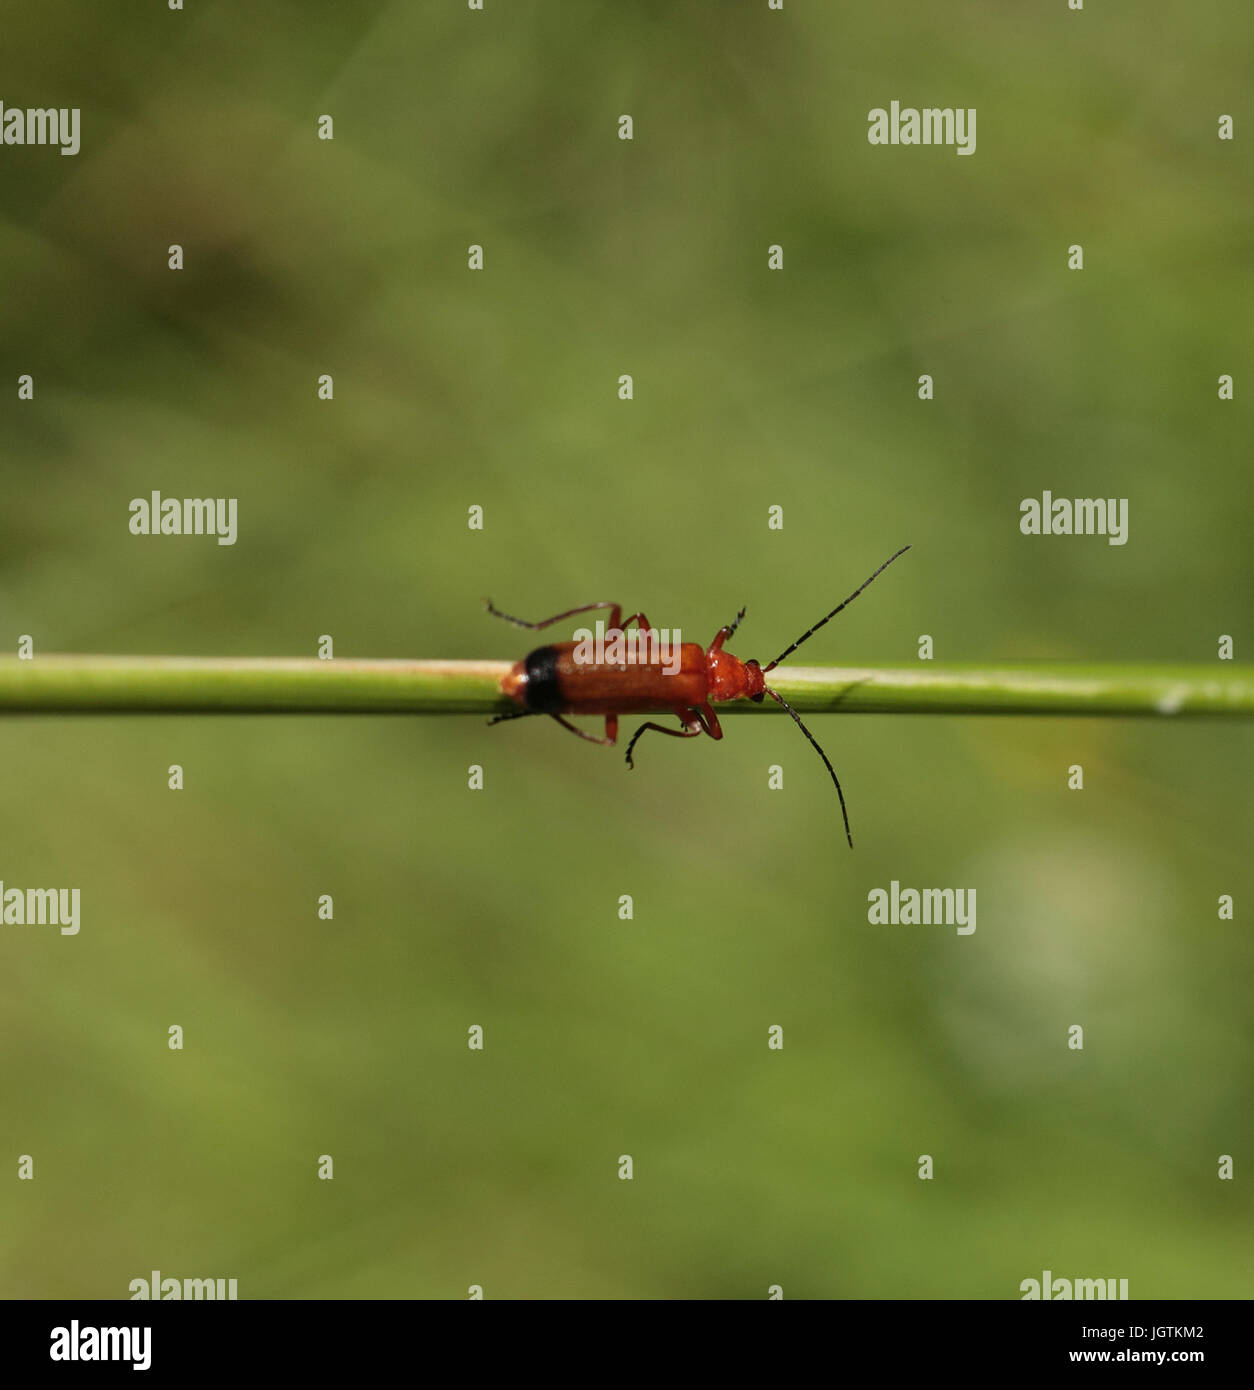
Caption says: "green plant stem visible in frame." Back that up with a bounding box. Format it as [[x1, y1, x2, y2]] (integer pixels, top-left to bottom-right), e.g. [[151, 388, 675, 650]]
[[0, 657, 1250, 717]]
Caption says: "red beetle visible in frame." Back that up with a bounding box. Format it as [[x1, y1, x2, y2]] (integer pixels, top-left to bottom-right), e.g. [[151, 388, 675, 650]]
[[487, 546, 909, 845]]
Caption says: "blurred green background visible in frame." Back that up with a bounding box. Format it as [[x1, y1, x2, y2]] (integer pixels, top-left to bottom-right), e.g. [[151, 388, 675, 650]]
[[2, 1, 1251, 1299]]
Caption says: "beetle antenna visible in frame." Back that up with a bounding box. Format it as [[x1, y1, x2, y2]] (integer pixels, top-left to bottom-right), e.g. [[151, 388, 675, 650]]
[[763, 545, 910, 673], [765, 686, 853, 848]]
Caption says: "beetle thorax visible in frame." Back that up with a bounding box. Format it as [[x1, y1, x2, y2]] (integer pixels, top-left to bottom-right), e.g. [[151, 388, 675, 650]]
[[706, 648, 766, 703]]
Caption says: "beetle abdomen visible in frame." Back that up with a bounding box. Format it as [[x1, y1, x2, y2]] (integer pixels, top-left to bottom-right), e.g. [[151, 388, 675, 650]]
[[516, 641, 708, 715], [522, 645, 564, 712]]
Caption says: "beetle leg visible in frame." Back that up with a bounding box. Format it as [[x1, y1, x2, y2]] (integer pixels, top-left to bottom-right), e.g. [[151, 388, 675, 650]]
[[697, 703, 723, 740], [484, 599, 622, 632], [709, 608, 746, 652], [487, 709, 534, 726], [490, 708, 617, 745], [548, 712, 617, 746], [624, 709, 705, 769]]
